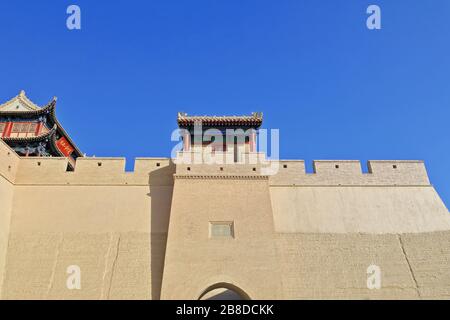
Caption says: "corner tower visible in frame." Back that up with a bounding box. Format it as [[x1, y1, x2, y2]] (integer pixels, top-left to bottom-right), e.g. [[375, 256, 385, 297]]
[[0, 91, 83, 170]]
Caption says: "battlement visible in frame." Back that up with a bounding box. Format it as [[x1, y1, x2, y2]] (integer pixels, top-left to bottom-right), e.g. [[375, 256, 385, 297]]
[[173, 159, 429, 185], [11, 158, 431, 186], [12, 154, 175, 186], [272, 160, 430, 186], [1, 140, 431, 186]]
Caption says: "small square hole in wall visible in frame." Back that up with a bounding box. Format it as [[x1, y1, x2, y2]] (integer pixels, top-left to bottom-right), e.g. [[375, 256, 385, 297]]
[[187, 167, 191, 171], [98, 162, 102, 167], [283, 164, 287, 168], [220, 167, 223, 171], [156, 163, 160, 167], [252, 167, 256, 171], [335, 164, 339, 169], [37, 162, 41, 166], [209, 221, 234, 238], [393, 165, 397, 169]]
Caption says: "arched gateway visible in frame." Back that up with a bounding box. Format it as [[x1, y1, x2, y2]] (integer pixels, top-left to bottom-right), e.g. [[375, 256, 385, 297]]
[[199, 283, 251, 300]]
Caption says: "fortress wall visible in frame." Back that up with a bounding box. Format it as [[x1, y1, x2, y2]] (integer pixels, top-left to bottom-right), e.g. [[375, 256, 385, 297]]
[[275, 231, 450, 299], [15, 158, 70, 184], [368, 160, 430, 184], [400, 231, 450, 298], [161, 167, 450, 299], [0, 178, 13, 298], [75, 157, 126, 175], [161, 177, 283, 300], [175, 163, 263, 175], [1, 157, 175, 299], [2, 144, 450, 299], [271, 160, 431, 185], [14, 157, 174, 186], [270, 186, 450, 234], [313, 160, 362, 174], [276, 233, 417, 299], [8, 185, 154, 233], [0, 141, 20, 298], [12, 156, 430, 187]]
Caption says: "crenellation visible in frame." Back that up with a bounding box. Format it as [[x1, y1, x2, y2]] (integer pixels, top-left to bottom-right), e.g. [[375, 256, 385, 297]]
[[1, 107, 449, 300], [11, 155, 176, 186], [15, 157, 69, 184], [367, 160, 430, 185], [75, 157, 127, 174], [134, 157, 172, 173], [313, 160, 363, 174], [5, 150, 433, 187], [270, 159, 431, 186]]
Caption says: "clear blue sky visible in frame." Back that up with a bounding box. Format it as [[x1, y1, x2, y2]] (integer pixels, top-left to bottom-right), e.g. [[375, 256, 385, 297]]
[[0, 0, 449, 207]]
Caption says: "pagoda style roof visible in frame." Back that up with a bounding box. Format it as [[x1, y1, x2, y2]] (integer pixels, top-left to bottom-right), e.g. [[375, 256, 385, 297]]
[[0, 91, 83, 158], [0, 97, 56, 117], [0, 90, 42, 111], [177, 112, 263, 127]]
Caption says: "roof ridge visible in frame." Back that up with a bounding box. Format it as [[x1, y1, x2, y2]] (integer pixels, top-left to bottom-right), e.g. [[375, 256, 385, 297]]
[[177, 112, 263, 128], [178, 113, 262, 117], [17, 90, 41, 110], [0, 90, 45, 111]]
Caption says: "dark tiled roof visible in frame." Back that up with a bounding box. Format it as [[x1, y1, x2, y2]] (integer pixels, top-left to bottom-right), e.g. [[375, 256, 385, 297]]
[[177, 112, 263, 127], [0, 98, 83, 157]]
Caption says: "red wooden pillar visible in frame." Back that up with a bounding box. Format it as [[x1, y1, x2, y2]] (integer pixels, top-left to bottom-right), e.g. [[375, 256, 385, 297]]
[[183, 131, 191, 151], [35, 122, 43, 136], [4, 122, 13, 137]]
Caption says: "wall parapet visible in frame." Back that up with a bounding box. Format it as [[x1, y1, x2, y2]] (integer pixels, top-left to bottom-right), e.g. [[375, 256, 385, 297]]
[[13, 156, 175, 186], [4, 146, 431, 186], [271, 160, 430, 186]]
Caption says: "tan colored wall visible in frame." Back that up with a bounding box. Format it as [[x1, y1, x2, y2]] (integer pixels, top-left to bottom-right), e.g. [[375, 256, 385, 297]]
[[276, 231, 450, 299], [0, 141, 175, 299], [1, 138, 449, 300], [0, 142, 19, 298], [271, 160, 430, 186], [270, 186, 450, 233], [161, 176, 283, 300]]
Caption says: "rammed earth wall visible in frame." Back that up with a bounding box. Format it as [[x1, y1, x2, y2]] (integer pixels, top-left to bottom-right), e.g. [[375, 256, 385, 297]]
[[0, 140, 449, 299]]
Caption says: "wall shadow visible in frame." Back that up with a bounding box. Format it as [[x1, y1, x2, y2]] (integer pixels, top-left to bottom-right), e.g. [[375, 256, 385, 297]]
[[148, 161, 176, 300]]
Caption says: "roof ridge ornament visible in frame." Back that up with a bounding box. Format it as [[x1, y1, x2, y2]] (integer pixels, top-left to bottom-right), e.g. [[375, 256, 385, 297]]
[[252, 112, 263, 119], [0, 90, 38, 111], [17, 90, 41, 111]]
